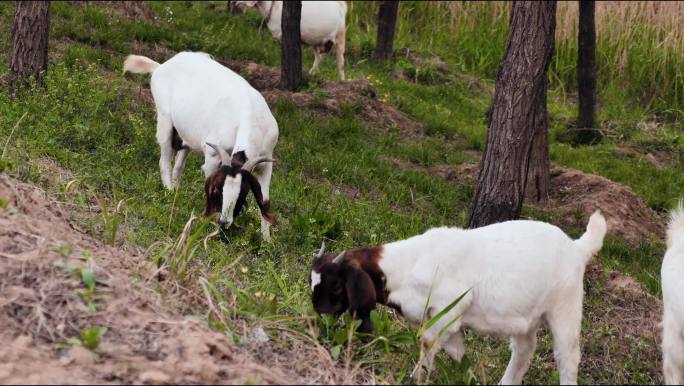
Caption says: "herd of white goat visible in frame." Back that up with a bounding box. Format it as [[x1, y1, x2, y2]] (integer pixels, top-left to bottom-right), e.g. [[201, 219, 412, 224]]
[[122, 1, 684, 384]]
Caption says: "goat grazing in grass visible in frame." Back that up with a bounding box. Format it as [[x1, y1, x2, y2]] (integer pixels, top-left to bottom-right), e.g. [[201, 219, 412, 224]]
[[123, 51, 278, 241], [236, 1, 347, 80], [311, 212, 607, 385], [662, 203, 684, 385]]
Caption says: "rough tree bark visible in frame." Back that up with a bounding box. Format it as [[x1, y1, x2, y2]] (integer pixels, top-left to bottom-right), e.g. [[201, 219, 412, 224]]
[[468, 1, 556, 228], [526, 78, 551, 204], [372, 1, 399, 61], [577, 0, 599, 143], [280, 0, 303, 91], [7, 1, 51, 92]]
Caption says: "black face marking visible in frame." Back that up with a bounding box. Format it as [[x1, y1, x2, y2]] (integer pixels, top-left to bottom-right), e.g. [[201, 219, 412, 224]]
[[203, 153, 276, 224]]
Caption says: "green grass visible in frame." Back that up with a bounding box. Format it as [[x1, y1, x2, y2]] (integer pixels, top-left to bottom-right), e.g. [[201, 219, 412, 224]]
[[0, 1, 678, 383]]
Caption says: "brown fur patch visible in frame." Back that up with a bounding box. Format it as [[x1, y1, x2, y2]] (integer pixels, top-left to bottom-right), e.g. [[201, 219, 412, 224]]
[[311, 246, 387, 333], [203, 167, 229, 216], [343, 247, 387, 305]]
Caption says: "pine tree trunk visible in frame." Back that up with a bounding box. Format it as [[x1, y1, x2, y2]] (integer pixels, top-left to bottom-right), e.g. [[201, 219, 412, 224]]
[[8, 1, 51, 92], [468, 1, 556, 228], [526, 79, 551, 204], [372, 1, 399, 61], [280, 0, 303, 91], [577, 0, 598, 143]]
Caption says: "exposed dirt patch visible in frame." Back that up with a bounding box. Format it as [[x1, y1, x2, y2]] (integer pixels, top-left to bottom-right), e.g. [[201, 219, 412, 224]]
[[0, 173, 354, 384], [580, 263, 662, 383], [129, 41, 176, 65], [219, 59, 426, 138], [390, 48, 493, 95], [390, 158, 663, 245], [93, 1, 158, 22], [548, 167, 663, 244], [615, 144, 679, 170]]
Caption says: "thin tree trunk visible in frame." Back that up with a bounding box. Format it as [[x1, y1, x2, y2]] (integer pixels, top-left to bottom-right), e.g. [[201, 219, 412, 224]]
[[280, 0, 303, 91], [526, 79, 551, 204], [577, 0, 598, 143], [468, 1, 556, 228], [372, 1, 399, 61], [8, 1, 51, 92]]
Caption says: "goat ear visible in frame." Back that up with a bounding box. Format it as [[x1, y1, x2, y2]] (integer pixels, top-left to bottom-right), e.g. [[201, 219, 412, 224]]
[[203, 172, 224, 216], [241, 171, 276, 225], [345, 266, 376, 333]]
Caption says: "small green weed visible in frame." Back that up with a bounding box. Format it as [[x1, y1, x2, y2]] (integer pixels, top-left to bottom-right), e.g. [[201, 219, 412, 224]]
[[54, 259, 105, 313], [67, 326, 107, 351]]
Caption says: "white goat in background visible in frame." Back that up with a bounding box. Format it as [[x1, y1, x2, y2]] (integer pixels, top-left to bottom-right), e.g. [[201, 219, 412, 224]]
[[237, 1, 347, 80], [662, 203, 684, 385], [123, 51, 278, 241]]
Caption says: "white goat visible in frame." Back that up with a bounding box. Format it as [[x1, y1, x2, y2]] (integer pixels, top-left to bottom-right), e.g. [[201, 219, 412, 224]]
[[237, 1, 347, 80], [662, 203, 684, 385], [123, 51, 278, 241], [311, 211, 607, 385]]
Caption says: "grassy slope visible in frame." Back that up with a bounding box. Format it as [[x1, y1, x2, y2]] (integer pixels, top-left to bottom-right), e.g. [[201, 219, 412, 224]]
[[0, 1, 681, 384]]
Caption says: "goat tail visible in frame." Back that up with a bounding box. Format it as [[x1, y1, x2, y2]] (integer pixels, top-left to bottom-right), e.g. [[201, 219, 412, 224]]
[[123, 55, 160, 75], [574, 210, 607, 264], [338, 1, 348, 15], [667, 200, 684, 247]]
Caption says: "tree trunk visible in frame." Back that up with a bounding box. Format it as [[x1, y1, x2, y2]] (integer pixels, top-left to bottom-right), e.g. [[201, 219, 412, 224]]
[[577, 0, 599, 143], [280, 0, 303, 91], [468, 1, 556, 228], [372, 1, 399, 61], [8, 1, 51, 92], [526, 79, 551, 204]]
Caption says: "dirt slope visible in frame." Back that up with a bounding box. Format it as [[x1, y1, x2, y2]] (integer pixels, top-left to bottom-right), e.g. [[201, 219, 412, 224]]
[[391, 158, 665, 245], [0, 173, 320, 384]]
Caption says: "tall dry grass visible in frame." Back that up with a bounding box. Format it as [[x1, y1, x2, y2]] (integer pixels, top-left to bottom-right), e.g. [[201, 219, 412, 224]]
[[348, 1, 684, 118]]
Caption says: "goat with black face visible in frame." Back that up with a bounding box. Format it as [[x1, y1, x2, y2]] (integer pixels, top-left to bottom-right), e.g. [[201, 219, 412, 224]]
[[204, 146, 276, 233], [123, 51, 279, 241], [310, 243, 387, 334]]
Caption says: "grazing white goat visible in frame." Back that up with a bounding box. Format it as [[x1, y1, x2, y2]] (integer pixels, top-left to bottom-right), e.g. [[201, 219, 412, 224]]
[[236, 1, 347, 80], [311, 211, 607, 385], [662, 203, 684, 385], [123, 51, 278, 241]]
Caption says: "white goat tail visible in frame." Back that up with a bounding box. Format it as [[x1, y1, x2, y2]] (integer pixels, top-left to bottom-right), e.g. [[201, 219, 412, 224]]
[[667, 200, 684, 248], [337, 1, 348, 14], [123, 55, 160, 74], [574, 210, 607, 263]]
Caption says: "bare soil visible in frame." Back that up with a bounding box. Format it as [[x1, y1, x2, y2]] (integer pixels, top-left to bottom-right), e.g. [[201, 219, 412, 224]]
[[547, 167, 664, 245], [0, 173, 354, 384], [95, 1, 158, 22], [399, 158, 664, 245], [580, 263, 663, 383], [219, 59, 426, 138]]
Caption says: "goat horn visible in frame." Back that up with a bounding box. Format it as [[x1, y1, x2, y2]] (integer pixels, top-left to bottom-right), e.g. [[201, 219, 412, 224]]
[[243, 156, 276, 171], [332, 251, 346, 264], [206, 142, 232, 165], [315, 242, 326, 259]]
